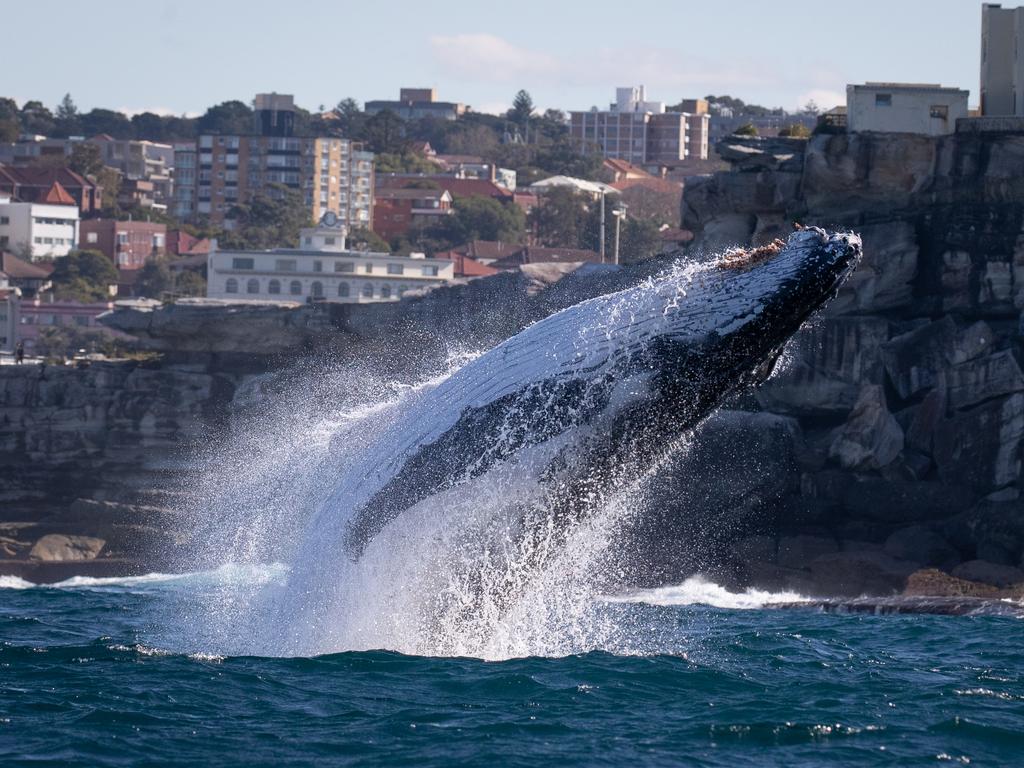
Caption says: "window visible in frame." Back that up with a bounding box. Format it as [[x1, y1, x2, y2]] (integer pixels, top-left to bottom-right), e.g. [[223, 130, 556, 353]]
[[0, 216, 8, 225], [361, 284, 373, 298], [380, 285, 391, 299], [930, 104, 949, 120], [86, 232, 98, 243], [325, 236, 336, 245], [338, 282, 350, 297], [268, 279, 281, 294], [117, 232, 128, 244], [364, 264, 373, 274], [875, 93, 892, 107], [387, 263, 404, 275], [311, 281, 324, 298], [275, 259, 297, 272], [225, 278, 239, 294], [246, 278, 259, 294], [422, 265, 439, 276], [289, 280, 302, 295], [313, 260, 323, 272], [334, 261, 354, 273], [232, 257, 255, 270]]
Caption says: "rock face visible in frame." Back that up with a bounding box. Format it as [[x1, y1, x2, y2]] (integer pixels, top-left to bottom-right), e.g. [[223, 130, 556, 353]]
[[672, 128, 1024, 595]]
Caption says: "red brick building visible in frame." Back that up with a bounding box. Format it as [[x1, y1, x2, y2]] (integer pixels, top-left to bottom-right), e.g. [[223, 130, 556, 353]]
[[79, 219, 167, 269], [373, 188, 453, 242]]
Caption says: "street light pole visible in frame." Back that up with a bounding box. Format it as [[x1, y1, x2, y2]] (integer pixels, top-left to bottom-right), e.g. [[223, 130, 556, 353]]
[[599, 190, 606, 263], [613, 203, 627, 266]]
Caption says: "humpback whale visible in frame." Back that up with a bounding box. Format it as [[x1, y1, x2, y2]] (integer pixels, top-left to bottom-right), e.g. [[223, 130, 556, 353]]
[[328, 227, 862, 558]]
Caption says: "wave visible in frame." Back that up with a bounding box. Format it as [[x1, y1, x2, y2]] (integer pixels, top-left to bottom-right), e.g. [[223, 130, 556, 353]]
[[0, 563, 288, 592], [605, 576, 810, 610]]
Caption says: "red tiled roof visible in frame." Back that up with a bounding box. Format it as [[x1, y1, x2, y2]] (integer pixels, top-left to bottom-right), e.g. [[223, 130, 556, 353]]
[[0, 251, 54, 279], [436, 251, 500, 278], [40, 181, 77, 206], [609, 177, 683, 195], [603, 158, 652, 178], [377, 175, 512, 200], [453, 240, 522, 262]]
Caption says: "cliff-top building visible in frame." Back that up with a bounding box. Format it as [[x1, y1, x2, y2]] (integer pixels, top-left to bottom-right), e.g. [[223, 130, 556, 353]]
[[365, 88, 466, 121], [569, 86, 710, 173], [191, 93, 374, 232], [846, 83, 969, 135], [206, 215, 454, 303]]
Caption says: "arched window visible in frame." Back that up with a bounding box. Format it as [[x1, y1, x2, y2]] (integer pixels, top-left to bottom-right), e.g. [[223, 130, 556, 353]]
[[361, 283, 373, 298], [289, 280, 302, 296], [380, 285, 391, 299], [338, 282, 350, 298], [246, 278, 259, 294], [268, 279, 281, 295], [225, 278, 238, 294], [311, 281, 324, 298]]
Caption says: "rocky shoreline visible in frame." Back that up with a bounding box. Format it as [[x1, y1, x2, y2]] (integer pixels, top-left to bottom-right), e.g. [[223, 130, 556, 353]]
[[4, 128, 1024, 603]]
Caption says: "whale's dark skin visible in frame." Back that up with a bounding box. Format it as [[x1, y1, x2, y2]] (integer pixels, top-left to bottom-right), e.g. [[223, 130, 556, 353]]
[[331, 228, 862, 558]]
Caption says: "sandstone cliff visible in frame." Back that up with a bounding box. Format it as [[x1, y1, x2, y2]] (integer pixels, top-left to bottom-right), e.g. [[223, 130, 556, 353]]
[[673, 128, 1024, 596]]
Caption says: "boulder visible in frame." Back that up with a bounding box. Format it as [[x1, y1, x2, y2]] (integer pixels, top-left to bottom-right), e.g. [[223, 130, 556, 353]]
[[951, 559, 1024, 588], [828, 384, 904, 470], [881, 317, 994, 401], [945, 349, 1024, 411], [29, 534, 105, 561], [903, 568, 1000, 597], [884, 526, 960, 569]]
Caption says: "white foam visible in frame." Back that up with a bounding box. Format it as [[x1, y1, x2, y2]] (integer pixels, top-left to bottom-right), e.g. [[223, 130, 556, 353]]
[[606, 576, 810, 610], [0, 575, 34, 589], [0, 563, 287, 591]]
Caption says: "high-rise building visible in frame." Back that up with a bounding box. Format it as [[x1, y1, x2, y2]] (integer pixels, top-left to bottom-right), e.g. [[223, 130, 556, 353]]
[[191, 94, 374, 231], [569, 86, 710, 170], [981, 3, 1024, 115]]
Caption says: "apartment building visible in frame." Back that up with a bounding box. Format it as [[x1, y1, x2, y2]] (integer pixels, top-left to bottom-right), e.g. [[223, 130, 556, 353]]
[[372, 187, 453, 241], [79, 219, 166, 269], [0, 166, 101, 215], [0, 185, 80, 260], [172, 141, 197, 220], [569, 86, 710, 171], [191, 94, 374, 230], [206, 219, 454, 302]]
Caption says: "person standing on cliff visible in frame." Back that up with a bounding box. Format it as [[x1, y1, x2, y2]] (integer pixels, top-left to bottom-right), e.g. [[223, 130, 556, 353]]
[[15, 341, 24, 364]]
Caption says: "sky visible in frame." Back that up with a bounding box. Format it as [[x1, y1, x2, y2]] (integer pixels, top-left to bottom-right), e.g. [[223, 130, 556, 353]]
[[5, 0, 987, 117]]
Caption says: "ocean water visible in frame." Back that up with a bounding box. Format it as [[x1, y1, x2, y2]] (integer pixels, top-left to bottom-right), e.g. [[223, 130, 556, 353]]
[[2, 569, 1023, 767]]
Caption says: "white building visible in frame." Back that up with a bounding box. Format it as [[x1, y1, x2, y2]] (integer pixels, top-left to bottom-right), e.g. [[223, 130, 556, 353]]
[[846, 83, 969, 135], [206, 217, 455, 302], [0, 188, 79, 260]]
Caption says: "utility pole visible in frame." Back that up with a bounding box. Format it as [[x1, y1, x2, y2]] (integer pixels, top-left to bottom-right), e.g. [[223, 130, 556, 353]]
[[599, 190, 606, 263]]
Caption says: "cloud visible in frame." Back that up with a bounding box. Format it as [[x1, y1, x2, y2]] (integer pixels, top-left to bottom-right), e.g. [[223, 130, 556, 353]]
[[430, 34, 560, 82]]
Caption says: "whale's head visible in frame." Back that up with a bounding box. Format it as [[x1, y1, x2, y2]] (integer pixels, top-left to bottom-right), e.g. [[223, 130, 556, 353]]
[[648, 226, 862, 401]]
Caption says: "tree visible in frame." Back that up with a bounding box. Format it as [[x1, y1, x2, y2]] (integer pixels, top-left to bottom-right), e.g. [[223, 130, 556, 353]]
[[50, 249, 119, 302], [67, 142, 104, 176], [430, 196, 525, 248], [374, 151, 438, 174], [220, 184, 309, 250], [801, 100, 821, 116], [529, 187, 590, 248], [174, 270, 207, 297], [733, 123, 758, 137], [779, 123, 812, 138], [79, 108, 134, 139], [364, 109, 406, 154], [509, 90, 535, 128], [197, 100, 253, 135], [56, 93, 78, 121], [135, 260, 176, 299], [348, 227, 390, 252], [19, 100, 55, 135], [96, 167, 122, 215], [334, 98, 367, 139]]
